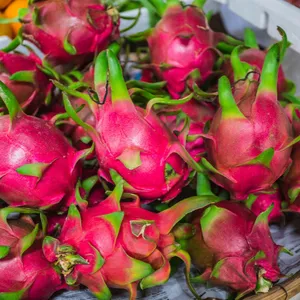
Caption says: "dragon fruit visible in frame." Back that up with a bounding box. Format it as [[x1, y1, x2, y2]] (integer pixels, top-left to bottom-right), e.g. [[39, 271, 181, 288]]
[[203, 41, 293, 200], [42, 180, 217, 299], [59, 49, 204, 202], [175, 200, 284, 296], [0, 51, 52, 114], [0, 81, 90, 209], [282, 107, 300, 212], [146, 0, 228, 99], [0, 207, 64, 299], [21, 0, 120, 66], [223, 28, 289, 98], [159, 98, 216, 161], [245, 188, 284, 223]]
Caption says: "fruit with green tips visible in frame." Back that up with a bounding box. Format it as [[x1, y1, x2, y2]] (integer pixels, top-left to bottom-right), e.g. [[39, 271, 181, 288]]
[[203, 41, 293, 200], [22, 0, 120, 66], [43, 181, 217, 299]]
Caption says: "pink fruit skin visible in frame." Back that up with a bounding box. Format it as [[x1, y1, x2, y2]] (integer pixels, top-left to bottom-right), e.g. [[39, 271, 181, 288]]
[[206, 83, 293, 200], [282, 118, 300, 212], [249, 189, 283, 223], [93, 97, 190, 202], [159, 99, 216, 161], [186, 202, 282, 293], [0, 52, 51, 114], [0, 114, 80, 209], [0, 216, 64, 299], [223, 49, 287, 97], [148, 5, 218, 99], [22, 0, 120, 66]]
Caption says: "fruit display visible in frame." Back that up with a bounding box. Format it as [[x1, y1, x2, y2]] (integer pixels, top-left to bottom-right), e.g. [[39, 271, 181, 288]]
[[0, 0, 298, 299]]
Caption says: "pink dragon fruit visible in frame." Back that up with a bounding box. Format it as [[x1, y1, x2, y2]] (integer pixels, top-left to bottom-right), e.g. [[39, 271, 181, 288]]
[[223, 28, 289, 98], [0, 207, 65, 299], [159, 98, 216, 161], [146, 0, 227, 98], [21, 0, 120, 66], [203, 41, 293, 200], [175, 201, 285, 296], [0, 81, 90, 209], [245, 188, 284, 223], [282, 107, 300, 212], [0, 51, 52, 114], [42, 181, 217, 298], [60, 49, 204, 202]]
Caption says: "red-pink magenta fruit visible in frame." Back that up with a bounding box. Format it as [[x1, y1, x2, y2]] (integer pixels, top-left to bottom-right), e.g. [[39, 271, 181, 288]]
[[245, 188, 284, 223], [62, 50, 203, 202], [22, 0, 120, 66], [0, 207, 64, 299], [0, 51, 52, 114], [0, 81, 89, 209], [147, 2, 220, 99], [175, 201, 285, 296], [282, 111, 300, 212], [42, 181, 216, 299], [203, 42, 293, 200], [159, 98, 216, 161]]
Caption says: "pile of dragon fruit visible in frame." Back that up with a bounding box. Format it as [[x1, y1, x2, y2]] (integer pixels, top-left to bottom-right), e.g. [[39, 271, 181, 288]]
[[0, 0, 300, 299]]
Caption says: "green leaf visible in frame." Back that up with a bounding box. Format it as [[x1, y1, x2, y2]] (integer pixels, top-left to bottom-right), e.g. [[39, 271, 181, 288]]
[[16, 162, 52, 179], [117, 148, 142, 170], [10, 71, 35, 83], [20, 224, 39, 256], [63, 31, 77, 55], [0, 246, 10, 259], [241, 148, 274, 169]]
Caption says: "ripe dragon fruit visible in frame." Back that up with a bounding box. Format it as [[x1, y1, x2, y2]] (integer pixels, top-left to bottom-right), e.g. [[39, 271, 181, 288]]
[[21, 0, 120, 66], [42, 180, 218, 299], [0, 207, 64, 299], [146, 0, 233, 99], [0, 51, 52, 114], [223, 28, 290, 98], [202, 40, 294, 200], [0, 81, 90, 209], [59, 49, 204, 202], [174, 199, 285, 297], [159, 98, 216, 161], [282, 106, 300, 212], [245, 187, 284, 223]]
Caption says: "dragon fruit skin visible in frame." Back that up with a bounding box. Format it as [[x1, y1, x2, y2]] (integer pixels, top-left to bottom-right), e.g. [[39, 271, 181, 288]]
[[204, 43, 293, 200], [0, 208, 64, 299], [147, 4, 219, 99], [0, 82, 88, 209], [159, 98, 216, 161], [282, 116, 300, 212], [246, 188, 284, 223], [64, 50, 203, 202], [0, 52, 52, 114], [22, 0, 120, 66], [176, 201, 283, 295], [42, 182, 217, 299]]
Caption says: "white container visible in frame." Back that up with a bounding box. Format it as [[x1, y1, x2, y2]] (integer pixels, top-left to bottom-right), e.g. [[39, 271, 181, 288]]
[[217, 0, 300, 53]]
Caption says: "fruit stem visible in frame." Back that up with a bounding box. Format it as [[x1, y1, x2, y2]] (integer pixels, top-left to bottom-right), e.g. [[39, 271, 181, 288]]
[[231, 46, 247, 81], [218, 76, 245, 119], [106, 49, 132, 103], [0, 81, 23, 122], [257, 43, 280, 96], [244, 28, 259, 49], [149, 0, 167, 16]]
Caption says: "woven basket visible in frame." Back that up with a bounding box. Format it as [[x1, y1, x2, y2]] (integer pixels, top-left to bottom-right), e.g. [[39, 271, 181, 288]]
[[245, 273, 300, 300]]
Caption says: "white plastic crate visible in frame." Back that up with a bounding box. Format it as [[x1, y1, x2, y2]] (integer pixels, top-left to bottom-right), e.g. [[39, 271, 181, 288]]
[[215, 0, 300, 53]]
